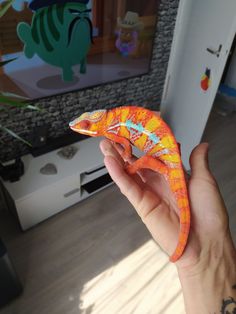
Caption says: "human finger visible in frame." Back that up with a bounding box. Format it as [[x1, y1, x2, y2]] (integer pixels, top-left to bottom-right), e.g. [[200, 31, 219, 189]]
[[113, 142, 164, 184], [100, 139, 125, 167], [104, 154, 179, 254], [101, 140, 163, 216], [113, 142, 137, 163], [189, 142, 216, 183], [101, 147, 179, 254], [100, 139, 146, 185]]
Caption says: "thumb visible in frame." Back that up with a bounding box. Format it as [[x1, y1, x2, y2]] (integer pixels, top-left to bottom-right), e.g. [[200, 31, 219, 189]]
[[189, 143, 214, 181]]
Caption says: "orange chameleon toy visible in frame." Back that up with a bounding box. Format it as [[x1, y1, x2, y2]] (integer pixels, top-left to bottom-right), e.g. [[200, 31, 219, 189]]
[[69, 106, 190, 262]]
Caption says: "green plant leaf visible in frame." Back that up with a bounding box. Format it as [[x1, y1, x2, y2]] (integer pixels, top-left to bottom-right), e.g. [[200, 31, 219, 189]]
[[0, 94, 30, 107], [0, 124, 31, 146], [0, 58, 18, 67], [0, 0, 14, 18], [0, 94, 43, 112], [1, 91, 29, 100], [26, 104, 42, 111]]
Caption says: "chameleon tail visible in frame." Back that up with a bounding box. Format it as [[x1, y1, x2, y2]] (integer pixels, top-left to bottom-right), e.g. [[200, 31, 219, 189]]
[[17, 22, 35, 59], [168, 167, 191, 262], [126, 155, 190, 262]]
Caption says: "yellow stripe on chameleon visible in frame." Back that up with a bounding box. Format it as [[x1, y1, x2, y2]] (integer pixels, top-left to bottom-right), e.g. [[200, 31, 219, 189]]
[[120, 125, 130, 138], [180, 210, 190, 223], [169, 169, 182, 179], [174, 246, 184, 255], [161, 153, 180, 163], [161, 136, 176, 149], [121, 108, 130, 123], [135, 134, 148, 150], [177, 198, 189, 208], [145, 116, 161, 133], [179, 237, 187, 246], [106, 111, 115, 126]]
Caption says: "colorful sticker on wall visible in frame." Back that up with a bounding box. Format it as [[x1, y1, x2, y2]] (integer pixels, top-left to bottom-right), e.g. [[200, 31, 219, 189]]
[[115, 11, 143, 57], [17, 0, 93, 81], [201, 67, 211, 92]]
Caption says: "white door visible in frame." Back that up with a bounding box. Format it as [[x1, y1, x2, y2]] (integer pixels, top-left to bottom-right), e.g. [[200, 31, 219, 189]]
[[161, 0, 236, 169]]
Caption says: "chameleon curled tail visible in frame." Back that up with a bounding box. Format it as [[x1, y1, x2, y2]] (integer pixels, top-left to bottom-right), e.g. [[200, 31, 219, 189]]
[[166, 167, 190, 262], [125, 153, 190, 263]]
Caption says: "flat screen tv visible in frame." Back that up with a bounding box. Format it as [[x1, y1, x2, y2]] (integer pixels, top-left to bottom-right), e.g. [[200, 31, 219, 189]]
[[0, 0, 159, 100]]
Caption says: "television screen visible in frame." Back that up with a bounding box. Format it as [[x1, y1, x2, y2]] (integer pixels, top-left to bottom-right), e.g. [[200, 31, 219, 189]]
[[0, 0, 159, 100]]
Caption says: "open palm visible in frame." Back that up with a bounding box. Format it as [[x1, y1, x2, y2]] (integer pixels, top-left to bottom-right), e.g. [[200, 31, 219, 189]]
[[100, 140, 230, 270]]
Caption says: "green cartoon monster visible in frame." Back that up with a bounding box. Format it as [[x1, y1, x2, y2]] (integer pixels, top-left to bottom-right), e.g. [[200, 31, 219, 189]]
[[17, 0, 93, 81]]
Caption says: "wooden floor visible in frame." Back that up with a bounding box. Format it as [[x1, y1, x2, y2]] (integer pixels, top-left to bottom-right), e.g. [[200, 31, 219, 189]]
[[0, 105, 236, 314]]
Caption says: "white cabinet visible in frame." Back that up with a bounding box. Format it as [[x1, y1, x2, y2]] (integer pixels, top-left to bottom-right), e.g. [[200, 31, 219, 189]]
[[2, 137, 112, 230], [15, 175, 81, 230]]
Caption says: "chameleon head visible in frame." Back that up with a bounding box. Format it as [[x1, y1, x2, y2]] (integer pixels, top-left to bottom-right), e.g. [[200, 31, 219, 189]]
[[69, 109, 107, 136]]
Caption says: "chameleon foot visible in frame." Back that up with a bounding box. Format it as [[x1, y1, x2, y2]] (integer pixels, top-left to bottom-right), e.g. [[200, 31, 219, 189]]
[[126, 155, 168, 176]]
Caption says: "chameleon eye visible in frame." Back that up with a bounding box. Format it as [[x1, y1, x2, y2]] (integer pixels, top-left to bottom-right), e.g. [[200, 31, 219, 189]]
[[89, 110, 106, 121], [80, 120, 91, 130]]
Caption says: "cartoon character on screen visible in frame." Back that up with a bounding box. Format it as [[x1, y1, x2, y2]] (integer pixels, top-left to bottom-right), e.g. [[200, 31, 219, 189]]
[[116, 11, 143, 57], [17, 0, 93, 81]]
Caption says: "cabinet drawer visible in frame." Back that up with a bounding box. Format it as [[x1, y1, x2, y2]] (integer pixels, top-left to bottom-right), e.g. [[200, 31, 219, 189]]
[[15, 175, 80, 230], [81, 165, 107, 185]]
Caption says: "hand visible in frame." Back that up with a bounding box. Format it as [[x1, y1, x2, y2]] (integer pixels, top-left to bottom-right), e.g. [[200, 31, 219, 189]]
[[99, 140, 232, 271], [100, 139, 236, 314]]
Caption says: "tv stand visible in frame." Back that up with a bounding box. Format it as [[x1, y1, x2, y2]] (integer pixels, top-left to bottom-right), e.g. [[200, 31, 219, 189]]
[[1, 137, 112, 230], [30, 132, 87, 157]]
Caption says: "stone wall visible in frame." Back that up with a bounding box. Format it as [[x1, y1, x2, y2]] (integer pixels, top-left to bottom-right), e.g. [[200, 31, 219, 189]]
[[0, 0, 179, 162]]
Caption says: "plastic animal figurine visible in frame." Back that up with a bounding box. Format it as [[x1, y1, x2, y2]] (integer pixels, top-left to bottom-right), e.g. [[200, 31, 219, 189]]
[[69, 106, 190, 262], [17, 0, 93, 81]]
